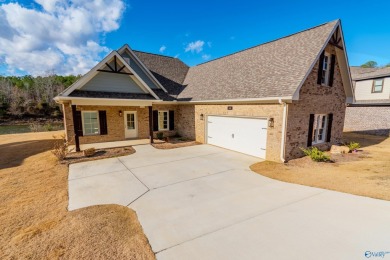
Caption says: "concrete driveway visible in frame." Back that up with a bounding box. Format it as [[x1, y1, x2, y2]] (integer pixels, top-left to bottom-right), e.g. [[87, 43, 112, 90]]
[[69, 144, 390, 260]]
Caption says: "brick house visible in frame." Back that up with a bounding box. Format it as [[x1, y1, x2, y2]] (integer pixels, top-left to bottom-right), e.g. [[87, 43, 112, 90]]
[[344, 67, 390, 136], [54, 20, 353, 162]]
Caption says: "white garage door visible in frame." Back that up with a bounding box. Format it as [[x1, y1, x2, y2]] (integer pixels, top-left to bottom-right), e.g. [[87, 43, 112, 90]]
[[206, 116, 268, 158]]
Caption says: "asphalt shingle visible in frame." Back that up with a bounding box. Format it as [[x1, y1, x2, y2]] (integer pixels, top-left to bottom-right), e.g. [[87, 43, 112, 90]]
[[350, 66, 390, 81], [178, 21, 338, 101]]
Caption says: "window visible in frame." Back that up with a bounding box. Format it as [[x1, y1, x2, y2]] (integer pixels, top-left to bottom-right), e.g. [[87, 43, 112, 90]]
[[312, 114, 328, 144], [126, 113, 135, 129], [321, 53, 331, 86], [372, 79, 384, 93], [158, 111, 169, 131], [82, 111, 100, 135]]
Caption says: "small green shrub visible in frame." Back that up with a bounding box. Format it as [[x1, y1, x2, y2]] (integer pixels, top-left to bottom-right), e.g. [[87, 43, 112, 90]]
[[156, 132, 164, 140], [346, 141, 360, 152], [43, 123, 54, 131], [300, 147, 330, 162]]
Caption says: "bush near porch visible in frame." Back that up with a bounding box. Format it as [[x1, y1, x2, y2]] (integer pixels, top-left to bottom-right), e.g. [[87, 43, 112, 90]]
[[251, 132, 390, 201]]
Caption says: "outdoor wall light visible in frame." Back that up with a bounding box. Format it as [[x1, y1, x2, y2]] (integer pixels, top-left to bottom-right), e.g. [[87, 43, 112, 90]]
[[119, 110, 122, 117], [200, 114, 204, 120], [268, 117, 274, 128]]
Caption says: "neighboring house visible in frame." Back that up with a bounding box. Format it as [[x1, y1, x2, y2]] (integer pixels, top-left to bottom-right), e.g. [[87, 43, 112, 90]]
[[344, 67, 390, 136], [54, 20, 353, 162]]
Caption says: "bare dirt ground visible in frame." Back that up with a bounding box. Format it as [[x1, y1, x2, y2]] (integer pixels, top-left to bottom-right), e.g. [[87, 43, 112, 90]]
[[152, 137, 201, 149], [0, 131, 155, 259], [251, 132, 390, 201]]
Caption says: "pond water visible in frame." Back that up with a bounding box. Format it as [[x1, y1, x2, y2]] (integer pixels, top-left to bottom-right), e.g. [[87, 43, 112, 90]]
[[0, 124, 64, 135]]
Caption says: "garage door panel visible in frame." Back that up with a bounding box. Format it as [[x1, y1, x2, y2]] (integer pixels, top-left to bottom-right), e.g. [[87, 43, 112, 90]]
[[206, 116, 267, 158]]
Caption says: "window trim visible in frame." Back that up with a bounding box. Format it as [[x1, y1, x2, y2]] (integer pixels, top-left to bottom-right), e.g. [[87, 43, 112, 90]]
[[321, 52, 331, 87], [81, 111, 100, 136], [371, 78, 384, 93], [158, 110, 169, 131], [312, 114, 328, 145]]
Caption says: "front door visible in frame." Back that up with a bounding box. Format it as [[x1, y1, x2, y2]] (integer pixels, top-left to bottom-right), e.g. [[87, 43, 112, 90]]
[[124, 111, 138, 139]]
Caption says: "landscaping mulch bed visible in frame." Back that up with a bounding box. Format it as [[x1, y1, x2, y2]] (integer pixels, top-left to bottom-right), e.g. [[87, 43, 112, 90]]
[[152, 137, 201, 149], [63, 146, 136, 165]]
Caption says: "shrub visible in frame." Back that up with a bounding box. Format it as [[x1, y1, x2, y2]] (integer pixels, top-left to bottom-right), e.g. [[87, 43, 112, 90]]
[[52, 135, 69, 161], [43, 123, 54, 131], [156, 132, 164, 140], [300, 147, 330, 162], [346, 141, 360, 152], [29, 122, 41, 132]]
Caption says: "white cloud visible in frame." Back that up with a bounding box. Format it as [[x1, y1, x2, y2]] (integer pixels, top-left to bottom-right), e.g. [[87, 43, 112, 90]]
[[0, 0, 125, 75], [159, 45, 166, 53], [202, 54, 211, 60], [185, 40, 204, 53], [207, 41, 212, 48]]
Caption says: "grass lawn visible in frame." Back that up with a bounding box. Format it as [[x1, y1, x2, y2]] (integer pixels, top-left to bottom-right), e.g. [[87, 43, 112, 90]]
[[251, 132, 390, 201], [0, 131, 154, 259]]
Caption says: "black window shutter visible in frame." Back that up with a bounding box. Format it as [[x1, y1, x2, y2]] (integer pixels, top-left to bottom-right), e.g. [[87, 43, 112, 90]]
[[99, 110, 108, 135], [329, 54, 336, 87], [307, 114, 315, 147], [169, 110, 175, 130], [326, 113, 333, 142], [317, 51, 325, 85], [74, 110, 83, 137], [153, 110, 158, 131]]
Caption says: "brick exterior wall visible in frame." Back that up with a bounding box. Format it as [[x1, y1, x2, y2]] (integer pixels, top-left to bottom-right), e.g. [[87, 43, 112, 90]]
[[284, 44, 346, 160], [344, 106, 390, 136], [63, 103, 150, 145], [151, 104, 179, 138]]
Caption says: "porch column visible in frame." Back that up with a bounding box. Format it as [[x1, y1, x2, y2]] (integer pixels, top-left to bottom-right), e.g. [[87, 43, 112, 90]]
[[71, 105, 81, 152], [149, 106, 154, 144]]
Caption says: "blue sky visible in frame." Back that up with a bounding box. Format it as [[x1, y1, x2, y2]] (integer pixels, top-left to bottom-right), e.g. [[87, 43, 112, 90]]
[[0, 0, 389, 75]]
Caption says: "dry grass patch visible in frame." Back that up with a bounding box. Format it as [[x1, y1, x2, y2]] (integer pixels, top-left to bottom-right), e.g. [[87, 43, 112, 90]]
[[0, 131, 154, 259], [251, 132, 390, 201], [152, 137, 201, 149]]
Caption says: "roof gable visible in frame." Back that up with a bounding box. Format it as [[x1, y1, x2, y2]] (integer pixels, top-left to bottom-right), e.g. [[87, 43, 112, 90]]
[[117, 44, 168, 93], [59, 51, 160, 100]]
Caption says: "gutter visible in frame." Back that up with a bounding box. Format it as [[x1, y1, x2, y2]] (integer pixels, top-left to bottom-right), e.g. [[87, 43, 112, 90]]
[[53, 96, 163, 103], [279, 98, 288, 163]]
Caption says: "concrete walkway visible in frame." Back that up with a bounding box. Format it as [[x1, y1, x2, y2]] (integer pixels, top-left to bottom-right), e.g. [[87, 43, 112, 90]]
[[68, 144, 390, 260]]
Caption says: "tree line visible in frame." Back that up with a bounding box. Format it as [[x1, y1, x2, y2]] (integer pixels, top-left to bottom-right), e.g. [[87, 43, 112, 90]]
[[0, 75, 80, 119], [360, 61, 390, 68]]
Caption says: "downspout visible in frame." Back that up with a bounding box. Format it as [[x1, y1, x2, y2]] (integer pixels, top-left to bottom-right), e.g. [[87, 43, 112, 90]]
[[279, 98, 287, 163]]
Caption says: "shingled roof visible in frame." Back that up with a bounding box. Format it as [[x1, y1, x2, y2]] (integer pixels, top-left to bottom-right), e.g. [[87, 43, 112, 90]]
[[132, 51, 189, 100], [178, 20, 339, 101], [350, 66, 390, 81]]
